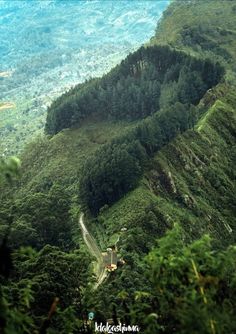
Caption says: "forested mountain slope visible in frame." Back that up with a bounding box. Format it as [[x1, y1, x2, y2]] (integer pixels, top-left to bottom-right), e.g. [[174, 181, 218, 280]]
[[1, 0, 236, 333], [90, 84, 236, 327], [151, 0, 236, 66], [45, 45, 223, 134]]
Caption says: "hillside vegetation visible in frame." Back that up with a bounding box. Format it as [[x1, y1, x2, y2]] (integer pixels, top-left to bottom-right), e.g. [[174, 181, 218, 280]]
[[45, 45, 223, 134], [1, 0, 236, 333], [0, 1, 169, 156]]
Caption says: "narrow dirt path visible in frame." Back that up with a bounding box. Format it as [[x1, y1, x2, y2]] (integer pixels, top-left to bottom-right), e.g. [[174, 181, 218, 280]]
[[79, 213, 107, 289]]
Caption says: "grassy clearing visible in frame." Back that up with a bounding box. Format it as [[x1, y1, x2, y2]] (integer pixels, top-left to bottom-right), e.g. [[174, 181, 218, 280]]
[[197, 100, 226, 132], [17, 119, 137, 196]]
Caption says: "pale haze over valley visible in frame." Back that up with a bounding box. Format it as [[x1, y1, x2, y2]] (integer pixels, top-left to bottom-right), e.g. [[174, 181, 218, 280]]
[[0, 0, 169, 156]]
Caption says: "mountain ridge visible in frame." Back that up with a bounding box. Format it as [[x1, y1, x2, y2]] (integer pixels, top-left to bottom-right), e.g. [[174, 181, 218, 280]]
[[1, 0, 236, 332]]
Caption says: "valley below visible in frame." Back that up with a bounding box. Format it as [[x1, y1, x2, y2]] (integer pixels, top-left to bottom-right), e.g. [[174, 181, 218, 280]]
[[0, 1, 236, 333], [0, 0, 169, 156]]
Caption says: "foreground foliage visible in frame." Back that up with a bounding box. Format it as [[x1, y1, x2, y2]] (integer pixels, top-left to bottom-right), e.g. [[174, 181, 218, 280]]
[[131, 224, 236, 334], [79, 103, 197, 215], [0, 160, 91, 334], [1, 0, 236, 332], [0, 244, 92, 333]]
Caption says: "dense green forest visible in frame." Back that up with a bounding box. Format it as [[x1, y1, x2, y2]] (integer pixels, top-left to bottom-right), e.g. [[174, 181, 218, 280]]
[[79, 103, 198, 215], [45, 45, 223, 135], [1, 0, 236, 333], [46, 44, 224, 215]]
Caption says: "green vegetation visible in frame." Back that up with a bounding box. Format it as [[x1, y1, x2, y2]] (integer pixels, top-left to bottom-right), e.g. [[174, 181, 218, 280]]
[[131, 224, 236, 334], [0, 156, 21, 184], [79, 103, 197, 215], [45, 45, 223, 135], [0, 159, 92, 333], [86, 86, 236, 326], [45, 43, 224, 216], [151, 0, 236, 64], [0, 246, 92, 334], [1, 0, 236, 333], [0, 97, 46, 157]]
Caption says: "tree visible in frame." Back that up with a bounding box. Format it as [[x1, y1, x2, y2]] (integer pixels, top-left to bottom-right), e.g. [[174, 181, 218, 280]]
[[12, 184, 73, 249], [45, 45, 224, 135], [131, 224, 236, 333], [0, 157, 21, 184]]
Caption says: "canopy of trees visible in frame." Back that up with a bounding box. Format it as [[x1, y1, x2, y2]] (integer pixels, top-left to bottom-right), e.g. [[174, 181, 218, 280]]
[[79, 102, 197, 215], [130, 224, 236, 333], [45, 45, 224, 135]]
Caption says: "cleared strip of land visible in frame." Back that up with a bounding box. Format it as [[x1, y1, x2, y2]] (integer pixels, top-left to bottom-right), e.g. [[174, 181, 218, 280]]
[[79, 213, 108, 289], [0, 102, 16, 111]]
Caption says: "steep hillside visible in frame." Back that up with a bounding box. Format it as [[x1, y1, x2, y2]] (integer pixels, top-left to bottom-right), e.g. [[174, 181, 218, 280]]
[[151, 0, 236, 64], [1, 0, 234, 286], [1, 0, 236, 333], [97, 84, 236, 253], [88, 84, 236, 321], [17, 120, 137, 195], [82, 2, 236, 323], [45, 45, 223, 134]]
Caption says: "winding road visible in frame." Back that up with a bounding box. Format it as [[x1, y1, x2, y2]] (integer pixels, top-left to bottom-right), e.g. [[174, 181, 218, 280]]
[[79, 213, 107, 289]]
